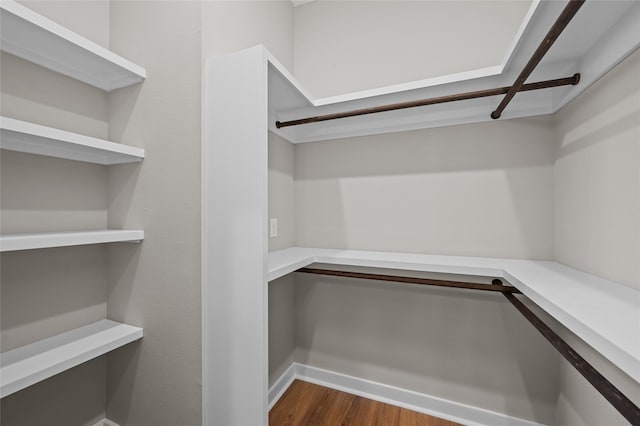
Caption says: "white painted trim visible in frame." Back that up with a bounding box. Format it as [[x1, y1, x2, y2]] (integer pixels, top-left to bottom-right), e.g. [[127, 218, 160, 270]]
[[291, 0, 315, 7], [268, 363, 297, 410], [269, 363, 547, 426], [0, 116, 144, 165], [1, 320, 143, 399], [203, 46, 270, 426], [498, 0, 541, 72], [291, 1, 542, 107], [92, 419, 121, 426], [0, 230, 144, 252]]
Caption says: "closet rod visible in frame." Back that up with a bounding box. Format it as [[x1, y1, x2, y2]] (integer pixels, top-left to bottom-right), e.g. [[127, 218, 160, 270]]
[[275, 74, 579, 129], [296, 267, 521, 293], [504, 293, 640, 425], [491, 0, 585, 119], [296, 266, 640, 424]]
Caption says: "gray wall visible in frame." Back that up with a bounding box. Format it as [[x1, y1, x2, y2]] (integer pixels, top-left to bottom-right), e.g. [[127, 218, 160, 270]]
[[294, 117, 554, 259], [289, 117, 559, 424], [268, 133, 297, 386], [1, 1, 110, 424], [293, 0, 532, 98], [552, 48, 640, 426], [105, 2, 203, 425]]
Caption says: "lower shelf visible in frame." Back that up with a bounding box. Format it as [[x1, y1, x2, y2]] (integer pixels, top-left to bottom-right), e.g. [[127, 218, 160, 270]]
[[0, 230, 144, 252], [0, 320, 143, 398]]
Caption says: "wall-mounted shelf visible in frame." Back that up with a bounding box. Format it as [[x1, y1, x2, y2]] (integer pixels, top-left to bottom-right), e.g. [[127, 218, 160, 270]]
[[268, 247, 640, 385], [266, 0, 640, 143], [0, 230, 144, 252], [0, 0, 145, 91], [0, 320, 143, 398], [0, 116, 144, 165]]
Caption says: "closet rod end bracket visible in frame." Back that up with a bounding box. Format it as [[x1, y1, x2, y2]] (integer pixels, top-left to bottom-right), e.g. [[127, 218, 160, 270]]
[[571, 72, 581, 85]]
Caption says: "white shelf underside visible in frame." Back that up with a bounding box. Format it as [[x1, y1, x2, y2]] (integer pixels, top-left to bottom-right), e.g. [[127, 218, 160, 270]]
[[0, 0, 145, 91], [268, 247, 640, 385], [1, 116, 144, 165], [0, 230, 144, 252], [0, 320, 143, 398], [266, 0, 640, 143]]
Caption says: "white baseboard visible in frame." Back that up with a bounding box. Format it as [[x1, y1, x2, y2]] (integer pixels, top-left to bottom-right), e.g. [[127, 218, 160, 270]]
[[269, 362, 547, 426], [268, 362, 298, 410], [92, 419, 120, 426]]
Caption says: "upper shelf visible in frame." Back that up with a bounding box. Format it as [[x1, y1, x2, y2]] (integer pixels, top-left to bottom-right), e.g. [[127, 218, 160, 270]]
[[0, 319, 142, 398], [0, 230, 144, 252], [265, 0, 640, 143], [1, 116, 144, 165], [268, 247, 640, 385], [0, 0, 145, 91]]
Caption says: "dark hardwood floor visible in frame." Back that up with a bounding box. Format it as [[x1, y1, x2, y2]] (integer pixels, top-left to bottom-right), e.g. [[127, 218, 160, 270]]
[[269, 379, 462, 426]]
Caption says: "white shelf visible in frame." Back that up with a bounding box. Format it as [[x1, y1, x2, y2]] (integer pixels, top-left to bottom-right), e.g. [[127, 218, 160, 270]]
[[0, 230, 144, 252], [265, 0, 640, 143], [1, 116, 144, 165], [0, 0, 145, 91], [0, 320, 143, 398], [268, 247, 640, 384]]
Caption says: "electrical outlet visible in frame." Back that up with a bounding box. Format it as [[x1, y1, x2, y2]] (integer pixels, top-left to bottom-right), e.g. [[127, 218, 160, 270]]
[[269, 218, 278, 238]]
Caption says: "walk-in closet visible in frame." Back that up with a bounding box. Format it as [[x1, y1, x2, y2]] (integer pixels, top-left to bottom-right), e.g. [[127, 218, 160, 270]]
[[1, 1, 639, 425]]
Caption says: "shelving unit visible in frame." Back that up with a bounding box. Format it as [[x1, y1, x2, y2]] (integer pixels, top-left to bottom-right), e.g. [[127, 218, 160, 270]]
[[0, 320, 143, 398], [0, 0, 145, 91], [268, 247, 640, 384], [268, 1, 640, 143], [0, 230, 144, 252], [0, 2, 146, 404], [203, 1, 640, 424], [1, 116, 144, 165]]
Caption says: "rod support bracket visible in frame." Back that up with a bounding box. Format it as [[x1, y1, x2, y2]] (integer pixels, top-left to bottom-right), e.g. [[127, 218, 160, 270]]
[[571, 72, 581, 85]]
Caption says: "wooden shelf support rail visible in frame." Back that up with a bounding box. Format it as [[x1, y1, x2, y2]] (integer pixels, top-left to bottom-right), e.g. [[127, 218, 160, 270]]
[[275, 74, 579, 129], [296, 267, 640, 424], [491, 0, 585, 119]]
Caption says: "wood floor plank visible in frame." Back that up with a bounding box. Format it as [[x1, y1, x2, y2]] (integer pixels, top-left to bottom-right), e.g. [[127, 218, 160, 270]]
[[270, 380, 326, 426], [269, 380, 461, 426], [377, 403, 401, 425], [342, 396, 380, 425], [307, 387, 356, 426]]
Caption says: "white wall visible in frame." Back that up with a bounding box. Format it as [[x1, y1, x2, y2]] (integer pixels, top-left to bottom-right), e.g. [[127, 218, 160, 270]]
[[552, 48, 640, 426], [293, 0, 532, 98]]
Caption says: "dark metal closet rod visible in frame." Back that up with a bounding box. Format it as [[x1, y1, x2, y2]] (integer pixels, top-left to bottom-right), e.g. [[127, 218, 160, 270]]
[[275, 74, 579, 129], [296, 267, 640, 425], [503, 293, 640, 425], [491, 0, 585, 119], [297, 267, 521, 293]]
